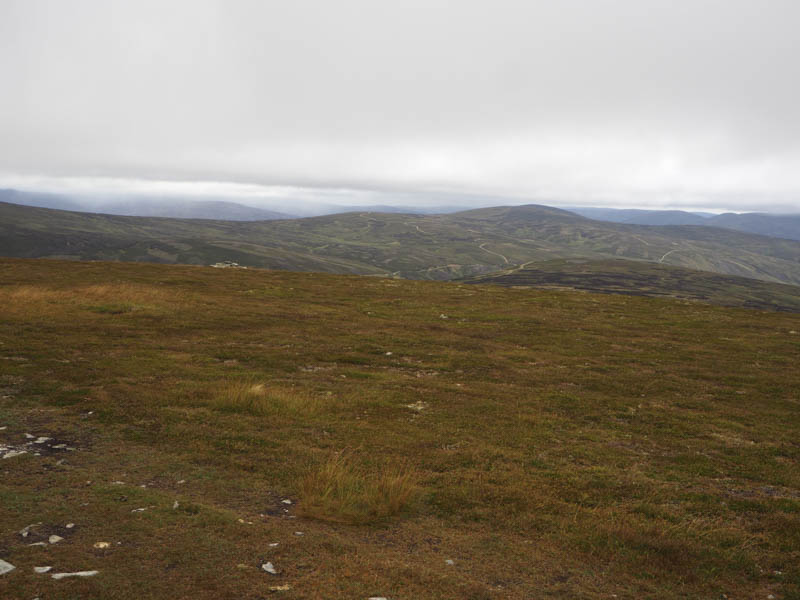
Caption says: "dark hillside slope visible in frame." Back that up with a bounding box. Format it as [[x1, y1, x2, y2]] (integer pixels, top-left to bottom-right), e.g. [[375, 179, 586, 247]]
[[463, 258, 800, 312]]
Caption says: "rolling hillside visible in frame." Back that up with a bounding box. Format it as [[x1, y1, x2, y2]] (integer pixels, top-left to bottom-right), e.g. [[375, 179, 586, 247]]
[[569, 206, 800, 241], [0, 258, 798, 599], [3, 201, 800, 286]]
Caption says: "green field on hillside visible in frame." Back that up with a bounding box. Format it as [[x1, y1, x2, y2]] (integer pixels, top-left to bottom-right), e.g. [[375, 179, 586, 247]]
[[1, 259, 799, 599]]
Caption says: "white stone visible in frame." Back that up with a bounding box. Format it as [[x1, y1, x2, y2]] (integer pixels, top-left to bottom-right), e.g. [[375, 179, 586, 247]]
[[93, 542, 110, 549], [281, 499, 292, 505], [173, 500, 179, 509], [24, 433, 35, 439], [34, 566, 52, 573], [65, 523, 75, 529], [445, 559, 455, 565], [49, 535, 63, 544], [268, 542, 279, 547], [51, 570, 99, 580], [261, 562, 277, 574], [0, 559, 15, 575], [3, 450, 27, 459]]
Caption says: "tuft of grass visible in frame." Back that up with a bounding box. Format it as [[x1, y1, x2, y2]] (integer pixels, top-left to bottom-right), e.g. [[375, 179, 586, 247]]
[[208, 381, 321, 416], [297, 452, 419, 524]]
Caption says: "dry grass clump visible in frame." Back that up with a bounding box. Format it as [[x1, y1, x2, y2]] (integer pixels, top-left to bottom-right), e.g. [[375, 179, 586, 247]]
[[208, 382, 322, 416], [2, 283, 181, 316], [297, 452, 419, 524]]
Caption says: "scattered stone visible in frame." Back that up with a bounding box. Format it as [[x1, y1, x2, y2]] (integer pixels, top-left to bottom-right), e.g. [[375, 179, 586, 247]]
[[51, 570, 99, 580], [33, 566, 52, 573], [262, 562, 278, 574], [269, 584, 292, 592], [93, 542, 110, 549], [385, 351, 393, 356], [368, 597, 388, 600], [24, 433, 35, 439], [0, 559, 15, 575], [173, 500, 179, 509], [112, 481, 125, 485], [3, 449, 27, 459], [131, 508, 147, 513], [66, 523, 75, 529], [281, 499, 292, 505], [406, 401, 426, 412], [440, 313, 449, 319], [0, 426, 6, 430], [49, 535, 64, 544], [34, 437, 51, 444], [268, 542, 279, 548], [28, 542, 48, 547], [20, 523, 41, 537], [445, 559, 455, 565], [177, 480, 186, 484], [51, 444, 67, 449], [294, 531, 304, 536]]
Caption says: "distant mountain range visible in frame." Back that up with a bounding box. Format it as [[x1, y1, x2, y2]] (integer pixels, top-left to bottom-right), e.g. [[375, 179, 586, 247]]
[[3, 200, 800, 290], [568, 206, 800, 240], [0, 189, 290, 221]]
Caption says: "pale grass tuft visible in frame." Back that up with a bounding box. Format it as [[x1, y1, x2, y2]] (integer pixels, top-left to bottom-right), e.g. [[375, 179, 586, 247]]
[[297, 452, 419, 524], [209, 381, 321, 416]]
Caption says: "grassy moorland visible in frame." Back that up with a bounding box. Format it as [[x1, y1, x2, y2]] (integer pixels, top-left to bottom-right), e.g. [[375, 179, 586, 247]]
[[0, 258, 799, 599], [463, 259, 800, 313]]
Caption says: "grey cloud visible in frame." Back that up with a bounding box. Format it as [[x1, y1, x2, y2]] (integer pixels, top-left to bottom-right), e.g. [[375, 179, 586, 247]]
[[1, 0, 799, 212]]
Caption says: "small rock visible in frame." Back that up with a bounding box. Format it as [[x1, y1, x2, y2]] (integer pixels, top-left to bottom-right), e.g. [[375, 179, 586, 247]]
[[112, 481, 125, 485], [131, 507, 147, 513], [20, 523, 41, 537], [262, 562, 278, 574], [3, 449, 27, 459], [767, 596, 775, 599], [269, 542, 279, 547], [51, 444, 67, 449], [49, 535, 64, 544], [445, 559, 455, 565], [368, 597, 389, 600], [28, 542, 48, 547], [65, 523, 75, 529], [177, 480, 186, 484], [281, 499, 292, 505], [0, 559, 15, 575], [269, 584, 292, 592], [51, 570, 99, 580], [173, 500, 179, 509], [33, 566, 52, 574], [440, 314, 448, 319], [34, 437, 51, 444], [93, 542, 110, 549], [24, 433, 35, 439], [294, 531, 304, 536], [385, 352, 392, 356]]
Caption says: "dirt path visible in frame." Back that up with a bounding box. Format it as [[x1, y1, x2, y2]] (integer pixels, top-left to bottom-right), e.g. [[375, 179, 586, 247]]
[[479, 242, 509, 264]]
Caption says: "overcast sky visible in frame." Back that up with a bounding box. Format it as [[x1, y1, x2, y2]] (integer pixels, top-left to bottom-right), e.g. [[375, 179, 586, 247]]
[[2, 0, 799, 213]]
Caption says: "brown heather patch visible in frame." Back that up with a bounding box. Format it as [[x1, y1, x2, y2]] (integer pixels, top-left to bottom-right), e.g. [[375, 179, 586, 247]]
[[0, 258, 798, 599]]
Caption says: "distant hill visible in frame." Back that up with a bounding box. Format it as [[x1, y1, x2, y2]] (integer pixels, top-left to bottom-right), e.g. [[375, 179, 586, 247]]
[[3, 200, 800, 286], [568, 206, 800, 240], [0, 189, 291, 221], [462, 258, 800, 312], [569, 207, 710, 226]]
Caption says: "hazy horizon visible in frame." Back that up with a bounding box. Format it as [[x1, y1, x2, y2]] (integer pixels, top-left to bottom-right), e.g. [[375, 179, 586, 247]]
[[2, 1, 799, 214]]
